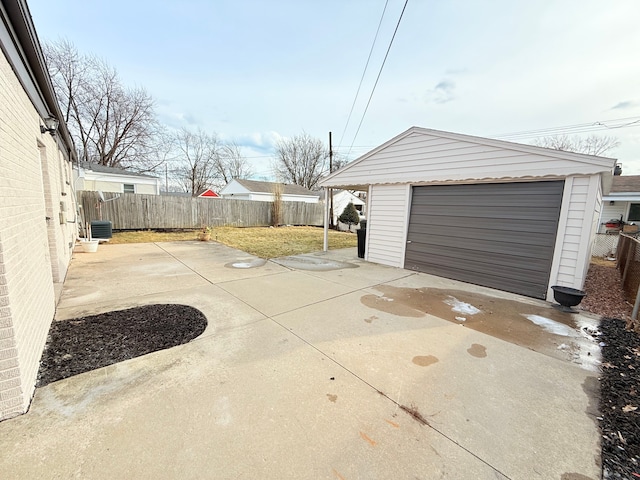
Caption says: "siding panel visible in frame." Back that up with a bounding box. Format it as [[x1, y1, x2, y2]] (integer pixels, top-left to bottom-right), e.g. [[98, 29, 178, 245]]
[[366, 185, 409, 267]]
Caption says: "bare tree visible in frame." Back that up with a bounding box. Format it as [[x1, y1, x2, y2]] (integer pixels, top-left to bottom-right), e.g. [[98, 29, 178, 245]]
[[272, 133, 328, 190], [532, 134, 620, 156], [44, 39, 160, 171], [173, 128, 220, 195], [214, 142, 254, 185]]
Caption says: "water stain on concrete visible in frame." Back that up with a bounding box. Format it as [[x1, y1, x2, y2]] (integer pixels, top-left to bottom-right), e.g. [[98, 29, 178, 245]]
[[412, 355, 439, 367], [361, 285, 601, 370], [467, 344, 487, 358], [560, 473, 595, 480], [326, 394, 337, 403], [271, 255, 358, 271]]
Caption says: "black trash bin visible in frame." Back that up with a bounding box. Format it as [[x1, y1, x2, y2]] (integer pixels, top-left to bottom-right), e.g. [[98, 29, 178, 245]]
[[357, 222, 366, 258]]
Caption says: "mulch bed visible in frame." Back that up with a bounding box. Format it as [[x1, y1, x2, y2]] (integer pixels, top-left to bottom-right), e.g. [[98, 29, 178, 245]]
[[599, 318, 640, 479], [581, 263, 640, 478], [37, 304, 207, 387]]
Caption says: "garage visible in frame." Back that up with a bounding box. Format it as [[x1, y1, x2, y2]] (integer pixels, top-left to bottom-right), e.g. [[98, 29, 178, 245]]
[[404, 181, 564, 299], [319, 127, 617, 301]]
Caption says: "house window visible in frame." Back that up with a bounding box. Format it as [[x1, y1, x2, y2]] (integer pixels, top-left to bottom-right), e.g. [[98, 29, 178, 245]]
[[123, 184, 135, 194], [629, 204, 640, 222]]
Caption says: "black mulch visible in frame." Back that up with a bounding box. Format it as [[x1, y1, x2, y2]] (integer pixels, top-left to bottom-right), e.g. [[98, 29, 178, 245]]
[[599, 318, 640, 479], [37, 304, 207, 387]]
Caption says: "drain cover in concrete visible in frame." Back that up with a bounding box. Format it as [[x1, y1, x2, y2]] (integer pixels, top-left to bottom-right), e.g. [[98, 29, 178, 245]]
[[224, 258, 267, 269], [272, 255, 358, 271]]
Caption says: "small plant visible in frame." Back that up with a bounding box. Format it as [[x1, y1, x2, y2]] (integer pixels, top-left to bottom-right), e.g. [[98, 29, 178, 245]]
[[198, 225, 212, 241], [271, 183, 283, 227], [338, 202, 361, 232]]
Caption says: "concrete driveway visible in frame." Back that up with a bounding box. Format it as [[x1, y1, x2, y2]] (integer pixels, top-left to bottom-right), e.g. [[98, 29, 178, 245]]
[[0, 242, 601, 479]]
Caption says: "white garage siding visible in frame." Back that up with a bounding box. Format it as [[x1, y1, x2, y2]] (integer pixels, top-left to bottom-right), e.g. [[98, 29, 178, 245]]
[[548, 175, 602, 298], [323, 128, 615, 189], [365, 184, 410, 267]]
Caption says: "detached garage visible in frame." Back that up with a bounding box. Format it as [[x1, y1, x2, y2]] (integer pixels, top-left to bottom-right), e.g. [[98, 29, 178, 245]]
[[319, 127, 616, 301]]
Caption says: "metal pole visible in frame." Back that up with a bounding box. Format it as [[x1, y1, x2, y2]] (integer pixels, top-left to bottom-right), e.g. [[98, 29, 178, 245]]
[[632, 283, 640, 321], [323, 187, 329, 252], [329, 131, 334, 229]]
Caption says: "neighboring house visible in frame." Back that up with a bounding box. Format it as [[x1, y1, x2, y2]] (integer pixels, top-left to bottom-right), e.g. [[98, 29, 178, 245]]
[[219, 179, 320, 203], [319, 127, 616, 301], [75, 162, 160, 195], [319, 189, 366, 224], [598, 174, 640, 232], [0, 0, 78, 420], [196, 188, 219, 198]]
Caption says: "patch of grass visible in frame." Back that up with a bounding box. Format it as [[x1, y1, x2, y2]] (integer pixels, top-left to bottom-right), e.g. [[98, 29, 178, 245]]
[[110, 226, 358, 258], [109, 230, 199, 243], [591, 256, 617, 268]]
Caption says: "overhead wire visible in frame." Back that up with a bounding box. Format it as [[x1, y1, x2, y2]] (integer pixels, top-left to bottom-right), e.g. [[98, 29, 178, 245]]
[[346, 0, 410, 158], [491, 116, 640, 141], [337, 0, 390, 149]]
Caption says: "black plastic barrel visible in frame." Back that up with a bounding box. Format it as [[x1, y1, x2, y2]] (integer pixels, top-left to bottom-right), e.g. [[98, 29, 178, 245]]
[[357, 227, 366, 258]]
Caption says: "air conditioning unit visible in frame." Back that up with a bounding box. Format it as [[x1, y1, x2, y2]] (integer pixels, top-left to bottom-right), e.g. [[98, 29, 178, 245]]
[[90, 220, 113, 239]]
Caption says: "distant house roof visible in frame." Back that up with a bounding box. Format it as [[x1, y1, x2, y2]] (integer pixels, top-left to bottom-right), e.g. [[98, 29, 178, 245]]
[[78, 162, 158, 179], [196, 188, 219, 198], [233, 179, 320, 197], [317, 189, 365, 203], [611, 175, 640, 193]]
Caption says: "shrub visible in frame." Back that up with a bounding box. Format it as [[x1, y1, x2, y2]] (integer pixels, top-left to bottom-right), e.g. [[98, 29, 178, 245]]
[[338, 202, 360, 231]]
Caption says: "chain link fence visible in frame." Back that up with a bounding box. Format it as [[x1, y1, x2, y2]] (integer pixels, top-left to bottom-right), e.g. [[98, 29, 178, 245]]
[[617, 234, 640, 331]]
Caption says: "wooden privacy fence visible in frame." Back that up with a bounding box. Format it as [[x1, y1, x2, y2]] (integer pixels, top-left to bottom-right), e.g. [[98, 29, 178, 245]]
[[616, 234, 640, 331], [78, 192, 324, 229]]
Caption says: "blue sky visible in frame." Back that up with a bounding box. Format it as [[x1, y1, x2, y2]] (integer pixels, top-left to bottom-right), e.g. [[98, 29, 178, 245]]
[[28, 0, 640, 177]]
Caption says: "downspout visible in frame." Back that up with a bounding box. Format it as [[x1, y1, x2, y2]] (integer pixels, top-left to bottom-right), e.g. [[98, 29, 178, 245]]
[[323, 187, 329, 252]]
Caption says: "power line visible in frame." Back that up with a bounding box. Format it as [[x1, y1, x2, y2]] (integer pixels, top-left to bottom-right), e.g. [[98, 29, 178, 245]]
[[338, 0, 390, 149], [347, 0, 410, 158], [491, 116, 640, 141]]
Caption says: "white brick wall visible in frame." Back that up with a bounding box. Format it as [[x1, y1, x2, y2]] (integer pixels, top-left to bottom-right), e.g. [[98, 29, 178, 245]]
[[0, 48, 77, 420]]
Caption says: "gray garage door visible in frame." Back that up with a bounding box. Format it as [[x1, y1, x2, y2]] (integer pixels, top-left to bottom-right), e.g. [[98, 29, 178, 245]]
[[404, 181, 564, 299]]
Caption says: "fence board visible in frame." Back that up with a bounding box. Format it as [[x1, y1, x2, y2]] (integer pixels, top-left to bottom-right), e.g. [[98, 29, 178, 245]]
[[79, 192, 324, 229]]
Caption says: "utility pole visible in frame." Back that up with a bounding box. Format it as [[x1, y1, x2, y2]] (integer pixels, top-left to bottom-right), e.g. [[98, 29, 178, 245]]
[[165, 163, 169, 192], [329, 131, 334, 229]]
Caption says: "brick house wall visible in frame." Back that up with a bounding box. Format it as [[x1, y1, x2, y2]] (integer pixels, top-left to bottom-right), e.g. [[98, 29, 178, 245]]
[[0, 1, 78, 420]]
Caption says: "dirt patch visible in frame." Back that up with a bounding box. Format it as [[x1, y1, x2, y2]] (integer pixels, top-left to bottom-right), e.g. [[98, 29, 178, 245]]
[[37, 304, 207, 387], [581, 263, 632, 321]]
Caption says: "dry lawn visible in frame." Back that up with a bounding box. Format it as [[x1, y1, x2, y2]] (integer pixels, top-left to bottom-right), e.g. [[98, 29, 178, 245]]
[[110, 226, 358, 258]]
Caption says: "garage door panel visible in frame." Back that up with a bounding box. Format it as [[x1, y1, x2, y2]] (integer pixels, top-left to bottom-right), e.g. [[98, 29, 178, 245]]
[[408, 205, 562, 220], [407, 215, 558, 234], [414, 182, 563, 196], [406, 244, 552, 276], [407, 225, 558, 246], [405, 251, 549, 298], [411, 194, 562, 208], [404, 181, 563, 299], [407, 233, 555, 258]]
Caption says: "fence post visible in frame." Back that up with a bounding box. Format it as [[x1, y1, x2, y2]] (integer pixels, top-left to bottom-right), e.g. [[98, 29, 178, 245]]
[[621, 237, 635, 285]]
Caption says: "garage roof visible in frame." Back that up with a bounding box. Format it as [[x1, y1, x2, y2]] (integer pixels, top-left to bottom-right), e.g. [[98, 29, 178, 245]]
[[319, 127, 617, 190]]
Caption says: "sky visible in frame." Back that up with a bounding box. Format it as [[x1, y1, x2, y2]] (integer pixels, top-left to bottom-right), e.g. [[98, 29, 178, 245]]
[[26, 0, 640, 179]]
